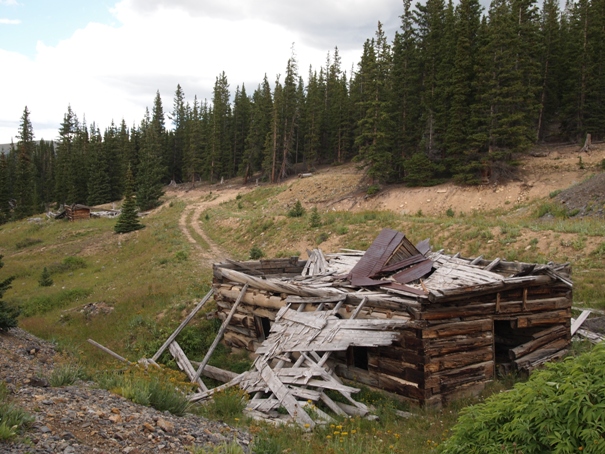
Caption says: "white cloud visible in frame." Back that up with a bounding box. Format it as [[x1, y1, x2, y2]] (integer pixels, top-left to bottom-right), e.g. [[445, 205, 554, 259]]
[[0, 18, 20, 24], [0, 0, 397, 143], [0, 0, 19, 6]]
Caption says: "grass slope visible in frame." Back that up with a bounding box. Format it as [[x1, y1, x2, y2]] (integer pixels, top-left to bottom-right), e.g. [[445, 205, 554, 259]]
[[0, 179, 603, 453]]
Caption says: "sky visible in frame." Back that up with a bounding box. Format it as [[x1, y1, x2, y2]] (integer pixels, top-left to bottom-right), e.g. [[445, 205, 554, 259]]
[[0, 0, 403, 144]]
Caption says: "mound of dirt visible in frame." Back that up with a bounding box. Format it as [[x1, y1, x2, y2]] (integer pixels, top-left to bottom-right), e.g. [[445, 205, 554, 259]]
[[555, 172, 605, 217]]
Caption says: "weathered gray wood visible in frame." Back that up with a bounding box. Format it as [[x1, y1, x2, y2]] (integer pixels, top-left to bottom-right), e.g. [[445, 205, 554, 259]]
[[194, 284, 248, 382], [257, 362, 315, 428], [87, 339, 130, 364], [484, 257, 501, 271], [188, 361, 238, 383], [169, 341, 208, 391], [152, 289, 214, 361], [571, 310, 591, 335]]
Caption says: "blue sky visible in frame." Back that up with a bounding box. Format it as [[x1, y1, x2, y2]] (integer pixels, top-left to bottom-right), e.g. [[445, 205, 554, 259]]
[[0, 0, 402, 143], [0, 0, 115, 57]]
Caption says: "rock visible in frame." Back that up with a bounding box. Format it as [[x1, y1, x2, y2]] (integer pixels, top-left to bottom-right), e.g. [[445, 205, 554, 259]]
[[143, 422, 155, 432], [156, 418, 175, 433]]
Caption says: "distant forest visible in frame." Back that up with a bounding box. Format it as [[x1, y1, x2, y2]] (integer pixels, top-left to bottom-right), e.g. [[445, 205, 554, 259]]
[[2, 0, 604, 223]]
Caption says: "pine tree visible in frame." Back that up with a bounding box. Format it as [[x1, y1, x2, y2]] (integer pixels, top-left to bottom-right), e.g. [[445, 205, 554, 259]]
[[209, 72, 231, 182], [0, 255, 16, 331], [14, 106, 36, 219], [136, 109, 165, 211], [231, 84, 251, 178], [114, 166, 143, 234], [38, 267, 53, 287], [168, 86, 186, 183]]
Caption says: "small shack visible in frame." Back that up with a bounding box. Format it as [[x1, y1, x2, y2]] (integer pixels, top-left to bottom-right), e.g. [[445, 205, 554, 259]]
[[55, 204, 92, 221], [211, 228, 572, 408]]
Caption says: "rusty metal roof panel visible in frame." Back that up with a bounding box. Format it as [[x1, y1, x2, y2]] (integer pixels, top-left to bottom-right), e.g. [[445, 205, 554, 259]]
[[348, 229, 421, 281], [392, 259, 434, 284]]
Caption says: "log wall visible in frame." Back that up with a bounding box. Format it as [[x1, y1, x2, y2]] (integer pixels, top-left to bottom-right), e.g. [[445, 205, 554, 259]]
[[213, 261, 572, 407]]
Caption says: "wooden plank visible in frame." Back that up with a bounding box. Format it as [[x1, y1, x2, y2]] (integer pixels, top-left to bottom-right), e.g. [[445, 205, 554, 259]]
[[421, 319, 492, 339], [152, 289, 214, 361], [571, 310, 591, 335], [513, 338, 569, 370], [169, 341, 208, 391], [257, 363, 316, 428], [509, 326, 568, 360], [87, 339, 131, 364], [285, 295, 347, 304], [193, 285, 248, 382], [515, 309, 570, 328]]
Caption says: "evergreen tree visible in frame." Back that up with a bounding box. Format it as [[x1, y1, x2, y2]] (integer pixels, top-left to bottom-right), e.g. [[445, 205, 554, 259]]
[[136, 109, 165, 211], [14, 106, 36, 219], [353, 23, 394, 182], [86, 125, 111, 206], [114, 166, 144, 234], [209, 72, 231, 182], [0, 155, 10, 224], [0, 255, 16, 331], [168, 86, 186, 183], [38, 267, 53, 287], [241, 76, 273, 183], [231, 84, 251, 178]]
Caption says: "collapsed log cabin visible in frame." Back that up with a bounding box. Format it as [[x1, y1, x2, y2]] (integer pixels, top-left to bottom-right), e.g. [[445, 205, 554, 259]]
[[212, 228, 572, 408]]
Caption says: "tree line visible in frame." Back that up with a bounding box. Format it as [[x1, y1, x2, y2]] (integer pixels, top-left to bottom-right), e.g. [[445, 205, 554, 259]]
[[3, 0, 604, 223]]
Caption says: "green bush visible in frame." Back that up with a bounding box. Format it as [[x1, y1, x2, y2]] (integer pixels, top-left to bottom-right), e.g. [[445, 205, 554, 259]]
[[21, 288, 92, 317], [48, 256, 87, 275], [49, 363, 86, 387], [309, 207, 322, 228], [96, 366, 193, 416], [249, 245, 265, 260], [287, 200, 305, 218], [0, 382, 33, 440], [446, 207, 455, 217], [200, 388, 248, 422], [440, 343, 605, 454], [366, 184, 381, 195], [0, 256, 16, 331], [38, 267, 53, 287], [316, 232, 330, 245], [15, 237, 42, 249]]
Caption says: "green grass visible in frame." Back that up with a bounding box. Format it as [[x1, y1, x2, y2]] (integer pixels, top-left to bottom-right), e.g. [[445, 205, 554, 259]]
[[0, 182, 604, 452], [0, 382, 33, 441]]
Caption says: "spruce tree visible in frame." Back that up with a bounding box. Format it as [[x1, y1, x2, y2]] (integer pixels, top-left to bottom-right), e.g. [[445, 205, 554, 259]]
[[136, 109, 165, 211], [14, 106, 36, 219], [114, 166, 143, 234], [38, 267, 53, 287], [0, 255, 16, 331]]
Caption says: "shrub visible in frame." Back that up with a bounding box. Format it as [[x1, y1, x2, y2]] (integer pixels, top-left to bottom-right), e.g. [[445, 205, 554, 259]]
[[287, 200, 305, 218], [38, 267, 53, 287], [366, 184, 381, 196], [0, 256, 16, 331], [549, 189, 562, 199], [48, 256, 87, 275], [309, 207, 321, 228], [316, 232, 330, 245], [200, 388, 248, 422], [21, 288, 92, 317], [249, 246, 264, 260], [440, 343, 605, 454], [0, 382, 33, 441], [15, 237, 42, 249], [446, 207, 455, 217], [49, 363, 86, 387], [96, 365, 193, 416]]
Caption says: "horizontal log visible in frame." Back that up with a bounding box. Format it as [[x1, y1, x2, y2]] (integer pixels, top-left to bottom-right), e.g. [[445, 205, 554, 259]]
[[421, 319, 492, 339], [509, 326, 569, 360], [419, 297, 571, 321], [423, 347, 493, 374], [424, 361, 494, 389], [334, 365, 428, 400], [515, 309, 570, 328], [428, 275, 554, 303], [514, 338, 569, 370], [223, 331, 255, 351]]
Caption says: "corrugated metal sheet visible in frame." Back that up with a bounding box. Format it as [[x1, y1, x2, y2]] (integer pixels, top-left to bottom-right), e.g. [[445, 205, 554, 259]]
[[392, 259, 434, 284], [348, 229, 403, 279], [348, 229, 421, 282]]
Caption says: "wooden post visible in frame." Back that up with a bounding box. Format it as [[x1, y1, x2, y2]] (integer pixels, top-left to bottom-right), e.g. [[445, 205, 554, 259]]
[[88, 339, 131, 364], [169, 341, 208, 392], [193, 284, 248, 382], [152, 288, 214, 362]]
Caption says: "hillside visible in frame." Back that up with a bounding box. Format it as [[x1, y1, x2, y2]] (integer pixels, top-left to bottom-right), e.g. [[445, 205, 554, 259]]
[[1, 143, 604, 453]]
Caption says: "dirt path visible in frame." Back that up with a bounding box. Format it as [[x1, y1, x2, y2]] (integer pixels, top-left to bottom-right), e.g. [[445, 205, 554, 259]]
[[173, 185, 253, 265]]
